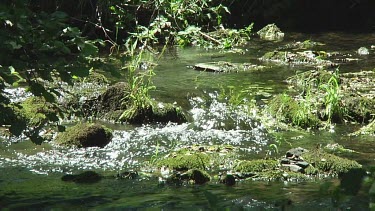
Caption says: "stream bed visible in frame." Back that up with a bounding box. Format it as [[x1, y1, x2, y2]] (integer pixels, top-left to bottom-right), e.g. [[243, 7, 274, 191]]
[[1, 32, 375, 209]]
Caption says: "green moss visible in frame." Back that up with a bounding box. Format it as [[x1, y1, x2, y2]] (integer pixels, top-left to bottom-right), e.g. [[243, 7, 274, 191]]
[[345, 96, 375, 123], [303, 150, 362, 175], [234, 159, 279, 173], [17, 96, 57, 128], [83, 72, 109, 84], [268, 94, 321, 129], [186, 169, 211, 184], [120, 101, 187, 124], [156, 150, 210, 171], [350, 119, 375, 136], [55, 123, 113, 148]]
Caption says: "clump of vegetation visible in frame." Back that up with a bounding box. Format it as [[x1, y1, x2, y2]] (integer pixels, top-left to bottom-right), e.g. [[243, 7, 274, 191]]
[[156, 150, 211, 171], [303, 150, 362, 175], [319, 71, 347, 124], [55, 122, 112, 148], [350, 119, 375, 136], [267, 93, 321, 129], [234, 160, 279, 173], [166, 168, 211, 185], [4, 96, 62, 144]]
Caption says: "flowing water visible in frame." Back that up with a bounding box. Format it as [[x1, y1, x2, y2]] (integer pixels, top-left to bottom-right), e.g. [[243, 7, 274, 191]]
[[1, 32, 375, 209]]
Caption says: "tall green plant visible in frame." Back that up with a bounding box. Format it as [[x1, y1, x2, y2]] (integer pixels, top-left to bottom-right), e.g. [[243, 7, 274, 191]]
[[319, 70, 346, 124], [119, 39, 156, 122]]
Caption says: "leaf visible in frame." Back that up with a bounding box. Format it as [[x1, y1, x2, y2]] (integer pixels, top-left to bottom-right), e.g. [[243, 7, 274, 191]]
[[46, 113, 59, 122], [51, 11, 68, 20], [29, 133, 45, 145], [42, 90, 56, 103], [57, 125, 66, 132], [80, 41, 98, 56], [72, 68, 90, 78], [6, 41, 22, 50], [29, 82, 46, 96]]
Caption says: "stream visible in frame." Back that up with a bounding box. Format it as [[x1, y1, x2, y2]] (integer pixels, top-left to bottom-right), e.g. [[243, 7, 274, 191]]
[[1, 32, 375, 209]]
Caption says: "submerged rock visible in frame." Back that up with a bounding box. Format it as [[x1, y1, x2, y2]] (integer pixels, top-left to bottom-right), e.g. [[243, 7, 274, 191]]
[[61, 171, 102, 184], [350, 119, 375, 136], [64, 81, 188, 124], [260, 50, 337, 69], [55, 122, 113, 148], [257, 23, 284, 41], [232, 148, 362, 181], [191, 61, 266, 73], [357, 47, 369, 55], [118, 101, 187, 124], [284, 69, 375, 129], [277, 40, 325, 51], [154, 145, 239, 185]]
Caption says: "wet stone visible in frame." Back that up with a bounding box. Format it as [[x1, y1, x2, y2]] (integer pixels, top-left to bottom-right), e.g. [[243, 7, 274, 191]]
[[286, 147, 308, 158], [357, 47, 369, 55], [296, 161, 309, 169], [280, 158, 290, 164], [257, 23, 284, 41]]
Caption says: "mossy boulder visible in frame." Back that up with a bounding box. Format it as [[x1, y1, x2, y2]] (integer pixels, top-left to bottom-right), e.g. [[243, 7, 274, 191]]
[[97, 82, 130, 116], [191, 61, 266, 73], [5, 96, 59, 143], [166, 169, 211, 185], [119, 101, 187, 124], [154, 145, 239, 185], [257, 23, 284, 41], [61, 171, 102, 184], [260, 50, 336, 68], [93, 82, 187, 124], [55, 123, 112, 148], [234, 159, 279, 174], [231, 148, 362, 181], [344, 96, 375, 123], [267, 94, 322, 129], [350, 119, 375, 136], [303, 149, 362, 175], [277, 40, 325, 51], [156, 150, 211, 171]]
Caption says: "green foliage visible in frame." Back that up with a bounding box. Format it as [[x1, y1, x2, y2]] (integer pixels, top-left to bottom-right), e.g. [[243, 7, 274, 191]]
[[268, 93, 321, 129], [0, 1, 104, 142], [119, 40, 156, 122], [319, 70, 346, 123]]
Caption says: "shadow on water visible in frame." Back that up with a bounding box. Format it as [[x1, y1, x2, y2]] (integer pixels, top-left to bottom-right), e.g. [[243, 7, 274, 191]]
[[1, 32, 375, 209]]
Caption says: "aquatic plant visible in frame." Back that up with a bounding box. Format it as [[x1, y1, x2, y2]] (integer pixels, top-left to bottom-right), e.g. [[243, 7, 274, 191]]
[[319, 70, 347, 124], [268, 93, 321, 129], [119, 40, 156, 122]]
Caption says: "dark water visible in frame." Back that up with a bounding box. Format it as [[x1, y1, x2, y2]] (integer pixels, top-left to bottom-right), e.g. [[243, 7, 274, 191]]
[[1, 32, 375, 209]]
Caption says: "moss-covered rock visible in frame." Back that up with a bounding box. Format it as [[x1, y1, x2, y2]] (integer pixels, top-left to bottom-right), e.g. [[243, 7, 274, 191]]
[[345, 96, 375, 123], [61, 171, 102, 184], [16, 96, 58, 128], [6, 96, 60, 143], [97, 82, 130, 115], [119, 101, 187, 124], [55, 122, 112, 148], [257, 23, 284, 41], [277, 40, 325, 51], [267, 94, 321, 129], [234, 159, 279, 173], [260, 50, 337, 68], [191, 61, 266, 73], [303, 150, 362, 175], [350, 119, 375, 136], [156, 150, 210, 171]]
